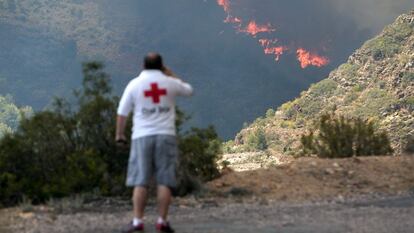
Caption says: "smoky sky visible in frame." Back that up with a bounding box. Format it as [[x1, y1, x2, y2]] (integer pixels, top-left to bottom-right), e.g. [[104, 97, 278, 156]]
[[96, 0, 414, 138], [1, 0, 413, 138]]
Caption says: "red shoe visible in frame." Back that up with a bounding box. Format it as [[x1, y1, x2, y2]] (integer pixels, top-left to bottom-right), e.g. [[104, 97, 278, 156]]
[[122, 222, 144, 233], [156, 222, 175, 233]]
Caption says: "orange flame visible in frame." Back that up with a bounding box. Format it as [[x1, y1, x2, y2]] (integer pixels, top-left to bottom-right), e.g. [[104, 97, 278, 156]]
[[238, 21, 276, 37], [224, 15, 242, 23], [296, 48, 329, 68], [217, 1, 330, 68], [217, 0, 231, 13], [259, 39, 287, 61]]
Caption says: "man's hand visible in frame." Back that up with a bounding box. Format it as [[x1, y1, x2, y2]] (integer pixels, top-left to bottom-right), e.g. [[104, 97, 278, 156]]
[[116, 134, 127, 146], [116, 115, 128, 147], [162, 66, 179, 79]]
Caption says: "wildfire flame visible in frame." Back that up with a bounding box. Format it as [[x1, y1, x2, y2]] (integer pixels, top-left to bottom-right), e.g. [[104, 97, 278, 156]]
[[238, 21, 275, 37], [224, 15, 242, 24], [216, 0, 329, 68], [217, 0, 231, 13], [259, 39, 288, 61], [296, 48, 330, 68]]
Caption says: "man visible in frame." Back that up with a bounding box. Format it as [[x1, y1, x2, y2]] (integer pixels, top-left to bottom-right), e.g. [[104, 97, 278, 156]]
[[116, 53, 193, 233]]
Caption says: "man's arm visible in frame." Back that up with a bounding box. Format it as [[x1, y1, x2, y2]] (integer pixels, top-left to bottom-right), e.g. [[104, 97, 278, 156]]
[[162, 66, 177, 78], [116, 82, 134, 143], [162, 66, 193, 96], [115, 115, 128, 142]]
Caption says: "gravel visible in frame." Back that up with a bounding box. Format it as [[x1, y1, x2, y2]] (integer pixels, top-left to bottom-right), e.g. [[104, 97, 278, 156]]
[[3, 194, 414, 233]]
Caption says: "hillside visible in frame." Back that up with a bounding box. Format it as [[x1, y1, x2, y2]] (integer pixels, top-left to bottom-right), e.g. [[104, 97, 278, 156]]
[[0, 0, 120, 59], [230, 10, 414, 155]]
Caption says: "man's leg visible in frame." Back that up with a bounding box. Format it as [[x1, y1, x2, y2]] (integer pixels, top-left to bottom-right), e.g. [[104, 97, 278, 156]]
[[154, 135, 177, 232], [133, 186, 148, 219], [157, 185, 172, 220]]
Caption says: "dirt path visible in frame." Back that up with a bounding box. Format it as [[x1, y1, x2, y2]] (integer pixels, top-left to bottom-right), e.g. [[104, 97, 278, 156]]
[[1, 194, 414, 233]]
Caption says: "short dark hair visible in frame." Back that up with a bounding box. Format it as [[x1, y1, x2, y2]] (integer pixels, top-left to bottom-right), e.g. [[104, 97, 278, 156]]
[[144, 53, 163, 70]]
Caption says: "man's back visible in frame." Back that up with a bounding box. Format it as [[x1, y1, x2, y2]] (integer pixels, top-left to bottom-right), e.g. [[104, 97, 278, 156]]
[[117, 69, 193, 139]]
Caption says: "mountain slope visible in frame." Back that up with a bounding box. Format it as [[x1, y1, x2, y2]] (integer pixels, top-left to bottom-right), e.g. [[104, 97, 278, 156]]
[[232, 10, 414, 154]]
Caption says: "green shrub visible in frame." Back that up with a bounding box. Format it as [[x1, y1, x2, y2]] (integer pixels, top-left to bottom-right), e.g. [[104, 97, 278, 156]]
[[222, 140, 237, 154], [279, 101, 297, 119], [402, 72, 414, 87], [176, 125, 222, 196], [353, 88, 397, 118], [343, 91, 360, 105], [338, 63, 360, 80], [0, 95, 33, 134], [363, 21, 412, 61], [280, 120, 295, 129], [308, 79, 338, 97], [401, 96, 414, 111], [296, 97, 324, 117], [246, 127, 268, 151], [404, 135, 414, 154], [265, 108, 275, 118], [0, 123, 12, 137], [300, 113, 393, 158]]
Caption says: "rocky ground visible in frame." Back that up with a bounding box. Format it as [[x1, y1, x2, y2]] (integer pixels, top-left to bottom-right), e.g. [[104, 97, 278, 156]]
[[1, 193, 414, 233], [1, 155, 414, 233], [210, 155, 414, 201]]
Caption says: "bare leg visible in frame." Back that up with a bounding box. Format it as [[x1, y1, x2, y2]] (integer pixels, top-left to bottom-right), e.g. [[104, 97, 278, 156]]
[[133, 186, 148, 219], [157, 185, 172, 220]]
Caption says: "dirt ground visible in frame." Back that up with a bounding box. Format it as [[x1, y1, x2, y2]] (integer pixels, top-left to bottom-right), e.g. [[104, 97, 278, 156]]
[[209, 155, 414, 202], [1, 155, 414, 233], [1, 193, 414, 233]]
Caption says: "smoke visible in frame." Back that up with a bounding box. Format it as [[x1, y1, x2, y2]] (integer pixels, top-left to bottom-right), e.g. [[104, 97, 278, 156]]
[[1, 0, 413, 138], [328, 0, 414, 32]]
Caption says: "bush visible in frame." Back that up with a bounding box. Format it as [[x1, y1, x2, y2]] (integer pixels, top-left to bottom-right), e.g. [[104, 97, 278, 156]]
[[246, 127, 268, 151], [265, 108, 275, 118], [402, 72, 414, 87], [363, 21, 412, 61], [0, 62, 221, 206], [0, 123, 12, 137], [404, 135, 414, 154], [176, 125, 222, 196], [308, 79, 338, 97], [353, 88, 397, 118], [300, 113, 393, 158], [338, 63, 360, 80], [0, 95, 33, 135], [279, 101, 296, 119]]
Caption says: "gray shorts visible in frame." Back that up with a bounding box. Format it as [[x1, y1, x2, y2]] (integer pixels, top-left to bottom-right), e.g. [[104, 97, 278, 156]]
[[126, 135, 178, 188]]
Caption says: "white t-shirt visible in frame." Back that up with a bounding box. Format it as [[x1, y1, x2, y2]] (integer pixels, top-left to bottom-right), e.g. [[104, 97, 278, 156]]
[[117, 70, 193, 139]]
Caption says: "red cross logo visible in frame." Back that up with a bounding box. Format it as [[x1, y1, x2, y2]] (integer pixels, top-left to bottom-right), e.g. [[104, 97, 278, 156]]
[[144, 83, 167, 104]]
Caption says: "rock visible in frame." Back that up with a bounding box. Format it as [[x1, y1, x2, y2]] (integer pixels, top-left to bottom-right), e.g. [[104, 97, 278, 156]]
[[325, 168, 335, 175], [353, 157, 362, 163]]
